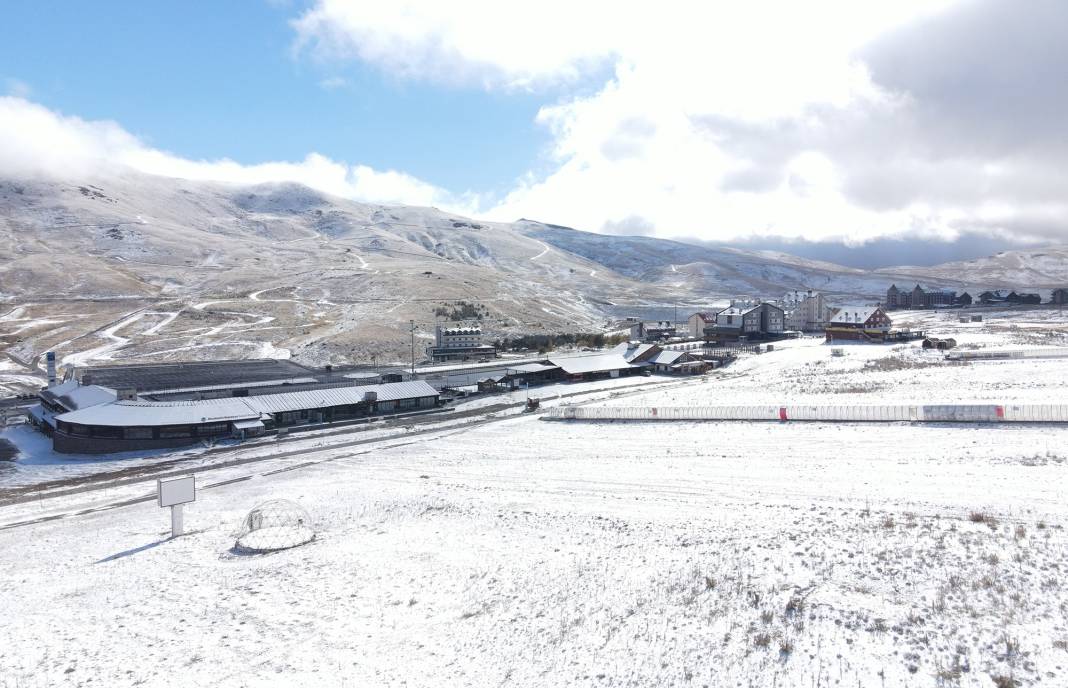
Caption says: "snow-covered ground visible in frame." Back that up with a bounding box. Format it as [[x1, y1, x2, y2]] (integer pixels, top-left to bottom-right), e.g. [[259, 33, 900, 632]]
[[2, 310, 1068, 687]]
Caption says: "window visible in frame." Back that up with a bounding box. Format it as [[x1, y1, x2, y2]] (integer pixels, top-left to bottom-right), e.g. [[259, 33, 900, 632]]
[[124, 427, 153, 440], [158, 426, 193, 439], [68, 423, 91, 437], [197, 423, 229, 436]]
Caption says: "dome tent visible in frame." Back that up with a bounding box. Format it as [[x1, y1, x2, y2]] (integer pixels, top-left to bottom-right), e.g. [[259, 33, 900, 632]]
[[234, 499, 315, 553]]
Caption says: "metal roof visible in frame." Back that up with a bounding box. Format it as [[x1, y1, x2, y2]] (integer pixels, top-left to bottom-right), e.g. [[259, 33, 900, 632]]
[[141, 377, 318, 395], [55, 380, 440, 427], [549, 353, 633, 375], [57, 397, 260, 427], [242, 381, 438, 414], [74, 358, 313, 392]]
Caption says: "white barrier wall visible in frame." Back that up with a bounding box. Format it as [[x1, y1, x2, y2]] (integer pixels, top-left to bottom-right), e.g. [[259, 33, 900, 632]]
[[545, 404, 1068, 423], [946, 349, 1068, 361]]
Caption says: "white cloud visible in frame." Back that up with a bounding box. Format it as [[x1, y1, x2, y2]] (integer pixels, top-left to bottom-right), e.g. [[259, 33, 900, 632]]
[[293, 0, 1068, 245], [0, 97, 473, 212]]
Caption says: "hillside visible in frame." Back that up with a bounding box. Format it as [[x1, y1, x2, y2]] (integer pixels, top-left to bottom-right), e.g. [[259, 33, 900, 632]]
[[877, 247, 1068, 288], [1, 168, 1060, 376]]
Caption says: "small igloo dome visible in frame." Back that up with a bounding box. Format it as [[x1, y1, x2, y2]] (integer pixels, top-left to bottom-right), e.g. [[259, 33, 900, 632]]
[[234, 499, 315, 553]]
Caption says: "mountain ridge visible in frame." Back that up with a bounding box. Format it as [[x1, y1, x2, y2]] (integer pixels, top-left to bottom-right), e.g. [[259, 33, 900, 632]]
[[1, 169, 1063, 369]]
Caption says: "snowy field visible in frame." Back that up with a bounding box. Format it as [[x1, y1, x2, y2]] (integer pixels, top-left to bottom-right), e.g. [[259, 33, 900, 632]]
[[2, 309, 1068, 687]]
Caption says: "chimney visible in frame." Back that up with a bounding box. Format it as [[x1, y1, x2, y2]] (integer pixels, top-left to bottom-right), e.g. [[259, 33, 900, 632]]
[[46, 351, 56, 386]]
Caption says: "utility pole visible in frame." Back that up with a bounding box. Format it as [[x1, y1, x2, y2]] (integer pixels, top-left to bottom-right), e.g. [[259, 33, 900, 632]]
[[410, 320, 416, 378]]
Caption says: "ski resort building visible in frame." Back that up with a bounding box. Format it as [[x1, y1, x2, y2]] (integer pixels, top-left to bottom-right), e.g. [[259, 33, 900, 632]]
[[782, 291, 834, 332], [426, 324, 497, 362], [886, 284, 957, 309], [629, 321, 679, 342], [687, 312, 716, 339], [28, 358, 438, 453], [707, 303, 785, 341], [824, 305, 894, 342]]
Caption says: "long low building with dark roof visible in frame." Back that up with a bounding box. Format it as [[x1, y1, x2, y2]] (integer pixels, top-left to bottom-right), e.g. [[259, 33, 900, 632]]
[[31, 379, 440, 454]]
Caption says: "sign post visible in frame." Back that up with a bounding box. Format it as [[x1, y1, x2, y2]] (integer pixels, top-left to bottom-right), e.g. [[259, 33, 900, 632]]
[[157, 475, 195, 538]]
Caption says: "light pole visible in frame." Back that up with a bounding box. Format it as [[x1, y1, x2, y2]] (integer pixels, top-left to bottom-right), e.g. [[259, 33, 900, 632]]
[[410, 319, 416, 378]]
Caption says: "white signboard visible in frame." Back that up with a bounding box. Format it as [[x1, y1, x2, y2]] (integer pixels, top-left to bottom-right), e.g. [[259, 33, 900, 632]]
[[158, 475, 195, 508]]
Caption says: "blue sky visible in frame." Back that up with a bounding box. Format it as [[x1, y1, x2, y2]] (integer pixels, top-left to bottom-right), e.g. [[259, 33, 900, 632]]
[[1, 1, 556, 196], [0, 0, 1063, 259]]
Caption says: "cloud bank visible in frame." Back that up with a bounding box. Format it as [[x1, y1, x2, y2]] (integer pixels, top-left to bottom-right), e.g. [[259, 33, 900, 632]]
[[295, 0, 1068, 246], [3, 1, 1067, 253], [0, 97, 470, 212]]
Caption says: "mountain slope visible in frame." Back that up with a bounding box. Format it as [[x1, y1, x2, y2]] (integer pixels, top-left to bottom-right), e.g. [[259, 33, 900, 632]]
[[516, 222, 958, 298], [877, 248, 1068, 288], [2, 168, 1058, 373]]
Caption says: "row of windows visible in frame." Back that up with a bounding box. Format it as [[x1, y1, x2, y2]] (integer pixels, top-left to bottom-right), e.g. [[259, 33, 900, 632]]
[[60, 422, 235, 440]]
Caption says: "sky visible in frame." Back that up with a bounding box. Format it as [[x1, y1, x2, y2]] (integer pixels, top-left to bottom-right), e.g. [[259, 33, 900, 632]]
[[2, 0, 1067, 265]]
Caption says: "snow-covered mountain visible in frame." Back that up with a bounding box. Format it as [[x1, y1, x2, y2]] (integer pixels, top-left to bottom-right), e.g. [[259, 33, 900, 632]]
[[877, 248, 1068, 288], [0, 168, 1062, 370]]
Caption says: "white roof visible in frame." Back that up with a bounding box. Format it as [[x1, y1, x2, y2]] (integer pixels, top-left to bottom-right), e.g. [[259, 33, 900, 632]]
[[829, 306, 883, 324], [55, 380, 439, 427], [232, 419, 265, 430], [506, 362, 559, 374], [242, 381, 438, 414], [41, 382, 117, 410], [611, 342, 657, 361], [57, 397, 259, 427], [549, 353, 633, 375], [649, 350, 686, 365], [343, 371, 380, 380]]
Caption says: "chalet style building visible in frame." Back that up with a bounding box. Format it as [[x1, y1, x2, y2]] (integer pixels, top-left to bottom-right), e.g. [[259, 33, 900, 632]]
[[886, 284, 957, 309], [824, 305, 893, 342], [707, 302, 785, 341], [978, 290, 1041, 306]]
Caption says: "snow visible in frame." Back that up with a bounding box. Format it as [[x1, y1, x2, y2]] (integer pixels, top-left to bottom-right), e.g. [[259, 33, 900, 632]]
[[2, 309, 1068, 686]]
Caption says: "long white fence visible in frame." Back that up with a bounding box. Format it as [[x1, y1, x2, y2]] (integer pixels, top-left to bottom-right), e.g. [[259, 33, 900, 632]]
[[544, 404, 1068, 423], [946, 349, 1068, 361]]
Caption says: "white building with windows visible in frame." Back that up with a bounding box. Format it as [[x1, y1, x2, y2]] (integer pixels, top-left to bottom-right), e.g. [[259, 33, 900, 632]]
[[426, 324, 497, 362], [782, 290, 835, 332]]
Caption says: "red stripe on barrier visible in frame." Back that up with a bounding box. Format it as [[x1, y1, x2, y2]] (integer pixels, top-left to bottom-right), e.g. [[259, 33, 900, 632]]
[[996, 405, 1004, 419], [779, 407, 788, 421]]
